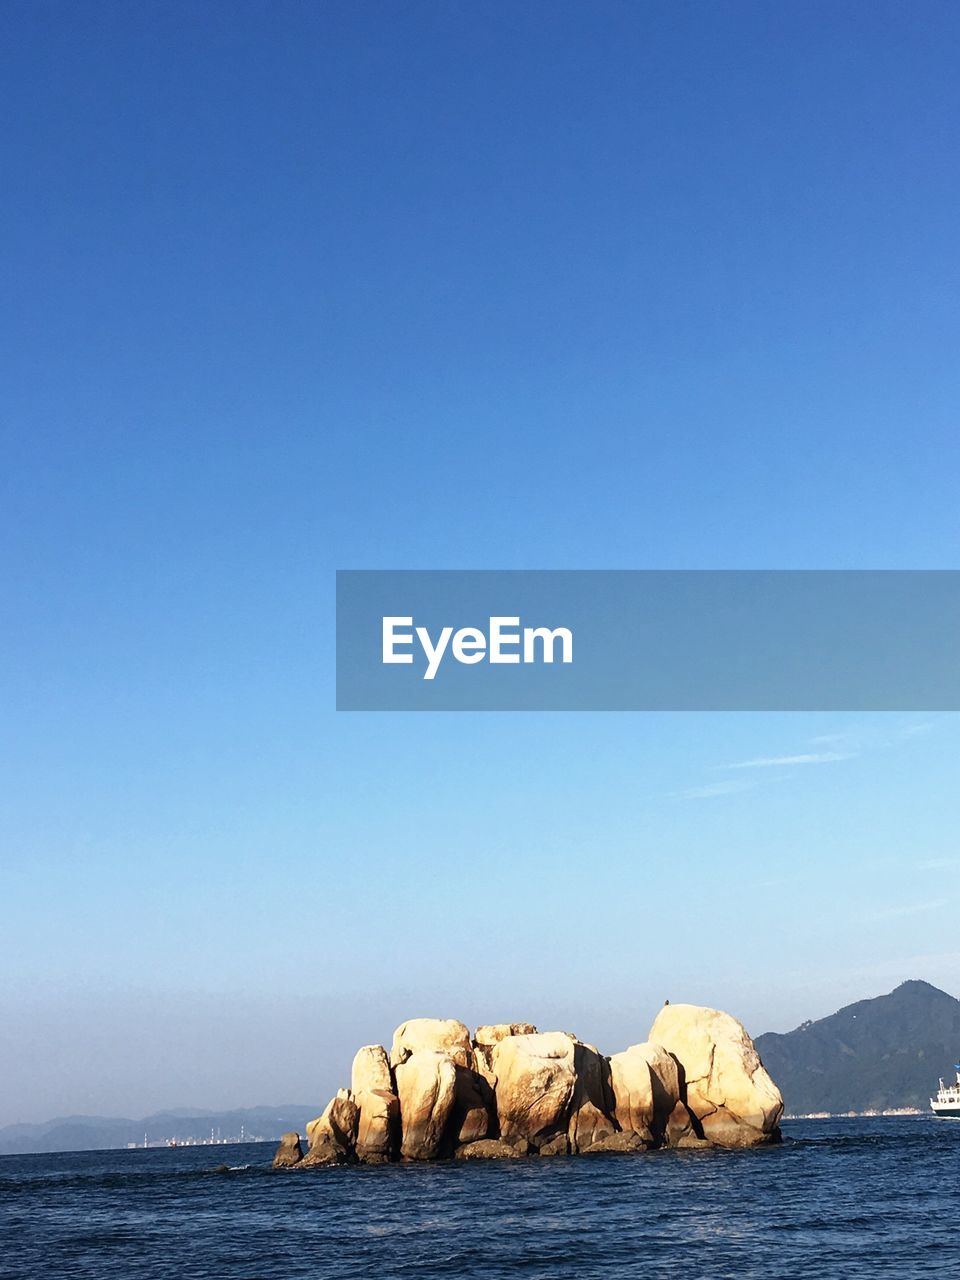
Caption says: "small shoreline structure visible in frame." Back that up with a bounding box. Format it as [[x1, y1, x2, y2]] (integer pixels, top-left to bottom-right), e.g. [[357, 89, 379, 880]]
[[273, 1003, 784, 1168], [788, 1108, 923, 1120]]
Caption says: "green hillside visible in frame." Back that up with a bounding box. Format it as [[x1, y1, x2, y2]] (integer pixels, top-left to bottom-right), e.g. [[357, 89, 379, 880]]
[[756, 980, 960, 1114]]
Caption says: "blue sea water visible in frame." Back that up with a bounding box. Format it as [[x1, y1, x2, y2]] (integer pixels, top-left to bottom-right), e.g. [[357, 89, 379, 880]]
[[1, 1116, 958, 1279]]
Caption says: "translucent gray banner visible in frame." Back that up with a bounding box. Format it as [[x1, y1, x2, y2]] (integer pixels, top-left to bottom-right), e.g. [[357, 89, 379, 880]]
[[336, 570, 960, 711]]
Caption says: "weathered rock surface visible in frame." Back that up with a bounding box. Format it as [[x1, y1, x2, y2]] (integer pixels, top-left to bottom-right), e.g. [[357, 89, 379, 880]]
[[581, 1130, 651, 1155], [350, 1045, 399, 1163], [356, 1088, 400, 1163], [647, 1003, 783, 1147], [352, 1044, 393, 1096], [272, 1131, 303, 1167], [475, 1022, 538, 1046], [455, 1137, 526, 1160], [300, 1133, 349, 1166], [391, 1019, 474, 1070], [537, 1132, 571, 1156], [291, 1005, 783, 1167], [453, 1063, 495, 1144], [394, 1050, 458, 1159], [473, 1023, 538, 1078], [492, 1032, 577, 1149], [567, 1042, 617, 1152], [302, 1088, 359, 1166], [664, 1098, 704, 1147], [609, 1041, 680, 1143]]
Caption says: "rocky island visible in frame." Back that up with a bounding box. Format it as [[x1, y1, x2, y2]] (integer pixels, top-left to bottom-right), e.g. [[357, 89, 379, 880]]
[[273, 1002, 783, 1167]]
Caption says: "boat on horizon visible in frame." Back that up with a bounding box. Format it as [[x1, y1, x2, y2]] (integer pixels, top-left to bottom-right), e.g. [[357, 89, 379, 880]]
[[930, 1066, 960, 1118]]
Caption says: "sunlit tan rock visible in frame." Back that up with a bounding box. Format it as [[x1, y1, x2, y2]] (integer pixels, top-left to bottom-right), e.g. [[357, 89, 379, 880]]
[[609, 1041, 680, 1142], [356, 1088, 399, 1163], [289, 1004, 785, 1167], [647, 1003, 783, 1147], [473, 1024, 536, 1081], [394, 1050, 458, 1159], [302, 1088, 359, 1165], [390, 1018, 474, 1070], [349, 1045, 399, 1162], [492, 1031, 577, 1149], [351, 1044, 393, 1096]]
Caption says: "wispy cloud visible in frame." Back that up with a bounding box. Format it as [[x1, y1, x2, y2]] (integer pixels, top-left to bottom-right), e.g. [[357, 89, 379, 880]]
[[811, 720, 935, 752], [899, 721, 934, 739], [916, 857, 960, 872], [865, 899, 948, 923], [670, 780, 757, 800], [726, 751, 854, 769], [672, 718, 941, 807]]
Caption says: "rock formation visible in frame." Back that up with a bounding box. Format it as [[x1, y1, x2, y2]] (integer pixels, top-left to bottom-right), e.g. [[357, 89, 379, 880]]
[[301, 1088, 359, 1166], [455, 1137, 524, 1159], [351, 1045, 399, 1163], [648, 1003, 784, 1147], [271, 1131, 303, 1167], [395, 1050, 458, 1160], [453, 1063, 494, 1145], [355, 1088, 399, 1163], [493, 1032, 577, 1150], [610, 1040, 682, 1144], [274, 1003, 783, 1170], [473, 1023, 537, 1081], [390, 1018, 473, 1069], [352, 1044, 393, 1096], [567, 1041, 617, 1152]]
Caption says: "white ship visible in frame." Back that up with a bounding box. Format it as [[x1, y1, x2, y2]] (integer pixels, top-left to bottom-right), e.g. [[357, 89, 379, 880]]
[[930, 1066, 960, 1117]]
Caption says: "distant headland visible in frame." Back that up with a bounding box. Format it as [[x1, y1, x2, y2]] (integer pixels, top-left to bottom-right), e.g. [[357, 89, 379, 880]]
[[756, 979, 960, 1115], [273, 1002, 783, 1167]]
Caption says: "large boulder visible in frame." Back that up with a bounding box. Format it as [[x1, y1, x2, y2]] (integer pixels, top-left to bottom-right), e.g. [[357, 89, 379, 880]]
[[391, 1018, 473, 1070], [351, 1046, 399, 1163], [302, 1089, 359, 1166], [306, 1088, 359, 1149], [394, 1050, 458, 1159], [609, 1041, 681, 1143], [647, 1003, 783, 1147], [351, 1044, 393, 1096], [473, 1023, 538, 1078], [567, 1042, 617, 1152], [271, 1131, 303, 1167], [492, 1032, 577, 1149]]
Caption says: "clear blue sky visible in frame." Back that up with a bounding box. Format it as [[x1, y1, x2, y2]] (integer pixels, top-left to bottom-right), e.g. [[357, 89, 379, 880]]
[[1, 1, 959, 1125]]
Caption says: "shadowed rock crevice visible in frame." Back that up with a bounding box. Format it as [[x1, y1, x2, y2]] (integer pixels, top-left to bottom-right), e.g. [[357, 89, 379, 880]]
[[275, 1004, 783, 1168]]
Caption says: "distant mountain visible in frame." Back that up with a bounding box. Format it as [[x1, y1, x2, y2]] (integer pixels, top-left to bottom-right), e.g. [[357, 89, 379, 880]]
[[0, 1106, 320, 1156], [756, 980, 960, 1114]]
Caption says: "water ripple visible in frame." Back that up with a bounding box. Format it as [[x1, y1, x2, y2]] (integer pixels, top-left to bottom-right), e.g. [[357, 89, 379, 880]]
[[2, 1117, 959, 1279]]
